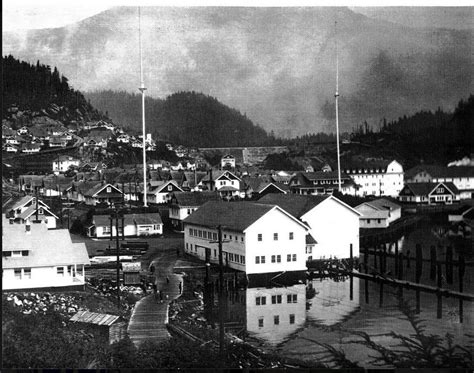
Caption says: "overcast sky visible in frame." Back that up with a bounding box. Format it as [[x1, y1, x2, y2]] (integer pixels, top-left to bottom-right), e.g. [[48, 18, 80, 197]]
[[3, 0, 470, 32]]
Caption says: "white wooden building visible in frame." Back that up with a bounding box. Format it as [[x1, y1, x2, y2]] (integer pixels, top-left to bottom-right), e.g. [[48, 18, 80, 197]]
[[89, 213, 163, 238], [146, 180, 184, 204], [344, 160, 404, 197], [257, 194, 361, 259], [355, 198, 401, 229], [183, 201, 309, 274], [2, 218, 90, 291], [3, 195, 58, 229], [53, 155, 81, 174]]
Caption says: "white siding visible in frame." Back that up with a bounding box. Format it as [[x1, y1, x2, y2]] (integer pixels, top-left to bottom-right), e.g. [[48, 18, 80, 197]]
[[301, 197, 360, 258], [3, 265, 85, 290]]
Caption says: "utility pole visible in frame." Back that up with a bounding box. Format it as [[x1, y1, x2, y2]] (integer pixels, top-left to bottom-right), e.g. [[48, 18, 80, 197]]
[[110, 209, 123, 309], [335, 20, 342, 192], [138, 7, 147, 207]]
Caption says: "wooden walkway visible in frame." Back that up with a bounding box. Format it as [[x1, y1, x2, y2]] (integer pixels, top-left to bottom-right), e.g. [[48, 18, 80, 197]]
[[127, 252, 183, 346]]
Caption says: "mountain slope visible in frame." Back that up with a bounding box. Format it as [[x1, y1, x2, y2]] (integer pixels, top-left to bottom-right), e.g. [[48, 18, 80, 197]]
[[3, 7, 472, 136], [86, 90, 275, 147]]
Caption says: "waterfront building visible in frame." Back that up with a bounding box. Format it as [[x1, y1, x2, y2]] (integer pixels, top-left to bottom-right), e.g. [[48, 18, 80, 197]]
[[355, 198, 401, 229], [183, 201, 309, 274], [289, 171, 356, 196], [398, 182, 460, 204], [257, 193, 360, 259], [405, 165, 474, 200]]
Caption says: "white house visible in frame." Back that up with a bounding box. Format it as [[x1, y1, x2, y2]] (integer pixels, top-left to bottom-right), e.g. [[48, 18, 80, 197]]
[[146, 180, 184, 204], [344, 159, 404, 197], [183, 201, 309, 274], [398, 182, 460, 205], [199, 170, 244, 199], [406, 165, 474, 200], [84, 183, 124, 206], [245, 283, 306, 345], [221, 154, 236, 169], [355, 198, 402, 229], [53, 155, 81, 174], [289, 171, 357, 196], [3, 195, 59, 229], [90, 213, 163, 238], [169, 191, 221, 231], [257, 194, 361, 259], [2, 218, 90, 291]]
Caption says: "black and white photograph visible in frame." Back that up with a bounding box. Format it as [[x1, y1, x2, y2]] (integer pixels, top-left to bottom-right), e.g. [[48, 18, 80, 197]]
[[2, 0, 473, 369]]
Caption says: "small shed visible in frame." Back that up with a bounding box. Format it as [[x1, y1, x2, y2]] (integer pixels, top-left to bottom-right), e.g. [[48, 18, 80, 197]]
[[70, 310, 127, 344], [122, 261, 142, 285]]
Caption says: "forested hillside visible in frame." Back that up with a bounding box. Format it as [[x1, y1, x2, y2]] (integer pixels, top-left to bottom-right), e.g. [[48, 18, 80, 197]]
[[347, 95, 474, 167], [2, 55, 104, 124], [86, 90, 278, 147]]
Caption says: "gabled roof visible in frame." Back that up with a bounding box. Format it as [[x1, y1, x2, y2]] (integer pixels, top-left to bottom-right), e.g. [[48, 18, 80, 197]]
[[183, 201, 306, 232], [257, 193, 361, 218], [16, 204, 59, 220], [2, 219, 90, 268], [201, 170, 241, 182], [358, 198, 401, 211], [402, 182, 460, 196], [172, 191, 221, 207], [84, 183, 122, 197], [148, 180, 183, 193]]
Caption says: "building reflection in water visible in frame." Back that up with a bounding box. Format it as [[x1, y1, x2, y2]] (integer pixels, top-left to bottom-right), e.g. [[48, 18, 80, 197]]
[[245, 283, 307, 345]]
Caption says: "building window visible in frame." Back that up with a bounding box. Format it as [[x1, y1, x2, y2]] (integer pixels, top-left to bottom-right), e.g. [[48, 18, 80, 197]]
[[186, 243, 189, 250], [287, 254, 291, 262], [306, 247, 312, 254], [287, 294, 297, 303], [213, 233, 218, 240], [229, 235, 232, 240], [256, 296, 266, 305], [261, 256, 265, 264], [277, 255, 281, 263], [255, 256, 260, 264], [271, 255, 276, 263], [258, 233, 262, 241], [198, 230, 202, 238], [274, 233, 278, 241], [272, 295, 282, 304], [289, 232, 294, 240], [235, 236, 238, 241], [12, 251, 22, 258], [292, 254, 297, 261], [241, 256, 245, 264], [24, 268, 31, 279], [241, 236, 244, 242], [187, 209, 191, 214], [103, 226, 111, 234], [14, 269, 21, 279], [258, 317, 264, 328], [168, 185, 173, 191], [274, 315, 280, 325], [57, 267, 64, 276]]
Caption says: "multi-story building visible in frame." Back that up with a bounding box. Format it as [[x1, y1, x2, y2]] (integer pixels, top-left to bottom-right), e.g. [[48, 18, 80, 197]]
[[2, 217, 90, 291], [289, 171, 356, 196], [343, 160, 404, 197], [355, 198, 402, 229], [257, 193, 360, 259], [53, 155, 81, 174], [183, 201, 309, 274]]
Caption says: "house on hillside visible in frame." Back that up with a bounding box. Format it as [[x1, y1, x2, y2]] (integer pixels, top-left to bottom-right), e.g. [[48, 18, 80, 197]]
[[355, 198, 401, 229], [169, 191, 221, 231], [65, 181, 101, 202], [2, 218, 90, 291], [257, 193, 361, 259], [221, 154, 236, 169], [243, 177, 289, 199], [21, 143, 41, 153], [4, 144, 19, 153], [183, 201, 309, 275], [398, 182, 460, 205], [48, 135, 68, 148], [88, 213, 163, 238], [84, 183, 123, 206], [53, 155, 81, 174], [289, 171, 356, 196], [344, 159, 404, 197], [146, 180, 184, 204], [3, 195, 59, 229], [199, 170, 244, 199]]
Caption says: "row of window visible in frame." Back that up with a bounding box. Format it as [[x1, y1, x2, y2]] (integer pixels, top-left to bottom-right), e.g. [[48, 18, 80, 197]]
[[3, 250, 29, 257], [255, 254, 297, 264], [57, 266, 77, 276], [257, 314, 296, 327], [255, 294, 298, 305], [14, 268, 31, 279], [186, 244, 246, 264], [189, 228, 245, 243], [257, 232, 293, 241]]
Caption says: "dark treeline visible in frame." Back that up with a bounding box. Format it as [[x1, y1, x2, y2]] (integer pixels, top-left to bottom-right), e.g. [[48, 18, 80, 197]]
[[349, 95, 474, 167], [86, 89, 282, 147], [2, 55, 103, 121]]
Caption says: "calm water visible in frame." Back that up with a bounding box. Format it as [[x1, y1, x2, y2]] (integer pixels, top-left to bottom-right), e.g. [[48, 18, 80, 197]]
[[206, 215, 474, 368]]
